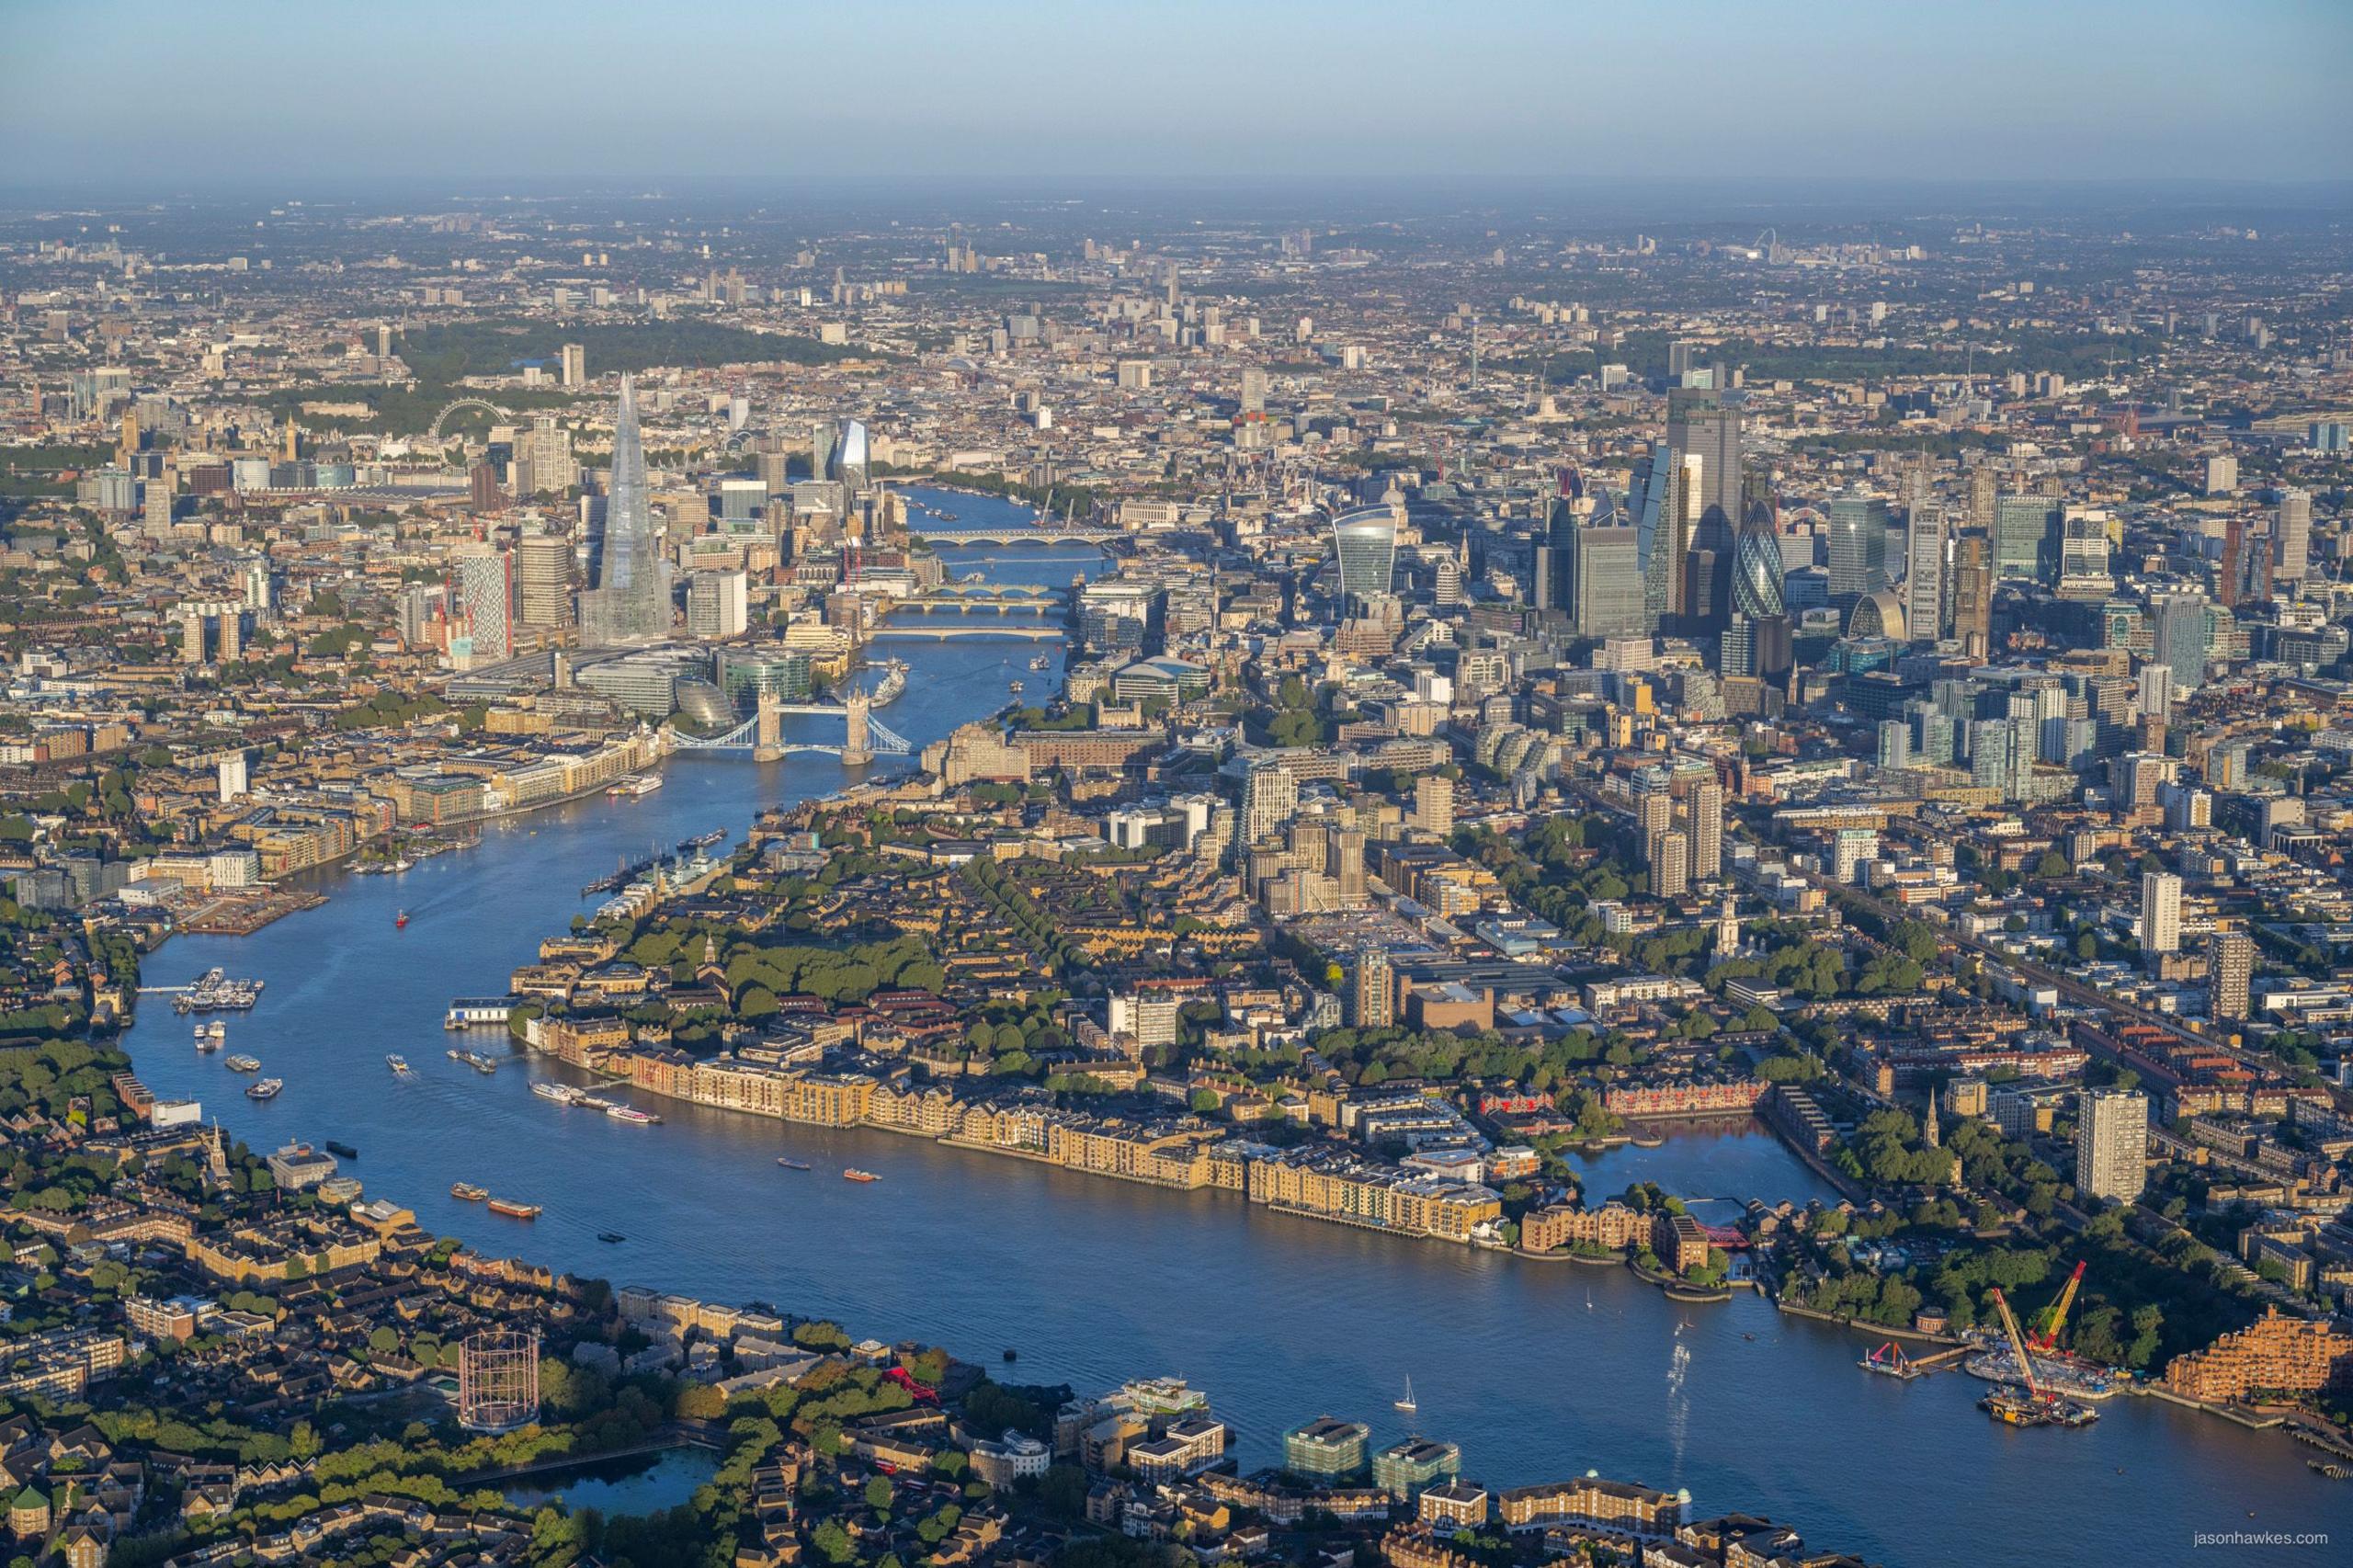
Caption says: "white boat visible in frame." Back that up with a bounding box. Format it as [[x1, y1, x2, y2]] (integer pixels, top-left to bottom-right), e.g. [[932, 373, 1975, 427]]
[[606, 1104, 660, 1124], [1394, 1377, 1417, 1415], [386, 1055, 411, 1075], [532, 1082, 583, 1106]]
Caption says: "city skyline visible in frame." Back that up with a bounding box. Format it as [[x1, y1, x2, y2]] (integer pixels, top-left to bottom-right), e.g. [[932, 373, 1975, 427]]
[[3, 1, 2350, 189]]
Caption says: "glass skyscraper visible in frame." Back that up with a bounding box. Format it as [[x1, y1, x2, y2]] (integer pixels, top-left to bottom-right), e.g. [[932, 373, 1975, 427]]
[[580, 376, 672, 645], [1332, 506, 1398, 613], [1993, 495, 2059, 582], [1827, 494, 1890, 608]]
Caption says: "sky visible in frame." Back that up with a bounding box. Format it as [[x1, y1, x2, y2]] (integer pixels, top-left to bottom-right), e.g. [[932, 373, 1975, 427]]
[[3, 0, 2349, 194]]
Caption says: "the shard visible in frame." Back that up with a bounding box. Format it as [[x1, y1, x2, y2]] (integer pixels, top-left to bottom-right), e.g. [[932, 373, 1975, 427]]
[[580, 375, 671, 645]]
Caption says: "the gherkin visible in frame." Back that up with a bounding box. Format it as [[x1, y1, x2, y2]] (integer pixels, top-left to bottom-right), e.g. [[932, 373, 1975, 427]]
[[1733, 508, 1787, 621]]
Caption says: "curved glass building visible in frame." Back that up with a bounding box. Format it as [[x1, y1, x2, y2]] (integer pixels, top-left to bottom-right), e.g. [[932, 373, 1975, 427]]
[[1332, 506, 1398, 613], [1733, 513, 1788, 620]]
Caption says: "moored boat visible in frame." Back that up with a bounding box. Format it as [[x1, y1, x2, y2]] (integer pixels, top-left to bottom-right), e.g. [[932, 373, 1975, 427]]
[[451, 1182, 488, 1201], [606, 1104, 658, 1124], [244, 1078, 283, 1100], [225, 1054, 260, 1073], [324, 1141, 358, 1160], [777, 1158, 811, 1171], [486, 1198, 541, 1219]]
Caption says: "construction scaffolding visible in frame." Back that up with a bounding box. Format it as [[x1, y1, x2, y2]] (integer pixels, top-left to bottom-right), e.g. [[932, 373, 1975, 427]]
[[457, 1328, 541, 1432]]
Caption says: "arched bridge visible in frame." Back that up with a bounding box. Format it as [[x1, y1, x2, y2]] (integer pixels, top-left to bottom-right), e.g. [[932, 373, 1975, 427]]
[[895, 584, 1068, 615]]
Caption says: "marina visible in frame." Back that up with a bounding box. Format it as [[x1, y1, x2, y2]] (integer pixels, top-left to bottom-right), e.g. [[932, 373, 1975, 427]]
[[165, 967, 264, 1014]]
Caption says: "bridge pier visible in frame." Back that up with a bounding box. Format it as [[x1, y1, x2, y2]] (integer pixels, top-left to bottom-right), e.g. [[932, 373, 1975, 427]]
[[840, 692, 873, 767], [752, 691, 784, 762]]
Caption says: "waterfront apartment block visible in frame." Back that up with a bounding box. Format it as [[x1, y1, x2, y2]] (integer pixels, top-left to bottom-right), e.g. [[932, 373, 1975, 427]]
[[2161, 1307, 2353, 1404], [1416, 1480, 1492, 1528], [1497, 1474, 1685, 1533], [1282, 1416, 1370, 1481], [1371, 1437, 1461, 1500]]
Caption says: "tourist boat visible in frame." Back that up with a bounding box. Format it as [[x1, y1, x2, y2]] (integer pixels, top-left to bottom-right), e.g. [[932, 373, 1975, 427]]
[[597, 1232, 626, 1244], [245, 1078, 283, 1100], [842, 1168, 880, 1183], [324, 1141, 358, 1160], [1394, 1377, 1417, 1415], [486, 1198, 541, 1220], [225, 1054, 261, 1073], [605, 1105, 659, 1124], [394, 909, 409, 930], [777, 1158, 811, 1171], [386, 1055, 411, 1075], [608, 774, 663, 798], [532, 1082, 582, 1106], [450, 1182, 488, 1201]]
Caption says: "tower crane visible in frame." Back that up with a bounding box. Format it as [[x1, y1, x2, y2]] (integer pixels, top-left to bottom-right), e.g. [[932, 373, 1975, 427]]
[[2029, 1260, 2087, 1352]]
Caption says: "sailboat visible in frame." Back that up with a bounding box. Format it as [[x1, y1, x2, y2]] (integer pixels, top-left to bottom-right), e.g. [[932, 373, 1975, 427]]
[[1393, 1377, 1417, 1416]]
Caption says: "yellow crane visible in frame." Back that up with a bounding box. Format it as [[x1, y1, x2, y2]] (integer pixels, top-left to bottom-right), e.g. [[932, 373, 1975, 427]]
[[2030, 1260, 2087, 1352]]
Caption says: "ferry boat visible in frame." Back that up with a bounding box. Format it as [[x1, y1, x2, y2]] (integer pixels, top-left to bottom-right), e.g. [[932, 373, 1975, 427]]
[[386, 1055, 411, 1075], [532, 1082, 583, 1106], [485, 1198, 541, 1220], [450, 1182, 488, 1201], [608, 774, 664, 798], [324, 1141, 358, 1160], [225, 1054, 261, 1073], [606, 1105, 659, 1124], [244, 1078, 283, 1101], [842, 1168, 881, 1183], [777, 1158, 811, 1171]]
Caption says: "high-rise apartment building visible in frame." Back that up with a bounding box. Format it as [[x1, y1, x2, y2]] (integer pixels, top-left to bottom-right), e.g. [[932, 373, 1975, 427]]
[[2209, 932, 2255, 1026], [1240, 761, 1297, 847], [1353, 946, 1394, 1028], [1413, 774, 1455, 838], [2141, 871, 2181, 954], [560, 342, 585, 388], [1689, 781, 1724, 880], [2276, 488, 2311, 581], [2075, 1087, 2149, 1203], [449, 544, 513, 662]]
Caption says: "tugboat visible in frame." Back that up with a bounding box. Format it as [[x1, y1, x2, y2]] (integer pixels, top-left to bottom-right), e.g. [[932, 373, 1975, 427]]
[[324, 1141, 358, 1161], [395, 909, 409, 930], [842, 1168, 880, 1183], [244, 1078, 283, 1101]]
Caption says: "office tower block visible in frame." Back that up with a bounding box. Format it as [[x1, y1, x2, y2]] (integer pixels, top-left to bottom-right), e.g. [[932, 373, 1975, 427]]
[[515, 532, 576, 629], [1689, 780, 1723, 879], [1949, 531, 1992, 656], [2217, 513, 2247, 608], [2276, 488, 2311, 582], [2209, 932, 2254, 1026], [1877, 719, 1912, 769], [1332, 506, 1398, 614], [1666, 386, 1740, 532], [1567, 521, 1644, 639], [1413, 774, 1455, 838], [1993, 495, 2058, 581], [1354, 946, 1394, 1028], [1967, 466, 1997, 533], [2141, 871, 2181, 954], [2075, 1088, 2149, 1203], [579, 377, 671, 644], [1240, 367, 1267, 415], [1904, 501, 1945, 642], [1827, 494, 1889, 606], [686, 570, 750, 638], [560, 342, 585, 388]]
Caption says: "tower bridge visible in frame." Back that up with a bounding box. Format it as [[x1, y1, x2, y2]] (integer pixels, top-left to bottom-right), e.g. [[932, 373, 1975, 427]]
[[671, 691, 911, 762]]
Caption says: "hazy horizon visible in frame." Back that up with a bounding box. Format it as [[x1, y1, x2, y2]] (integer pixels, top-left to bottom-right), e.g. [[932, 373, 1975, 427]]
[[6, 0, 2349, 191]]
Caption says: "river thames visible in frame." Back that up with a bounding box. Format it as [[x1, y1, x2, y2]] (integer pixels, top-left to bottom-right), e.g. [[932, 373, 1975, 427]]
[[116, 491, 2352, 1564]]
